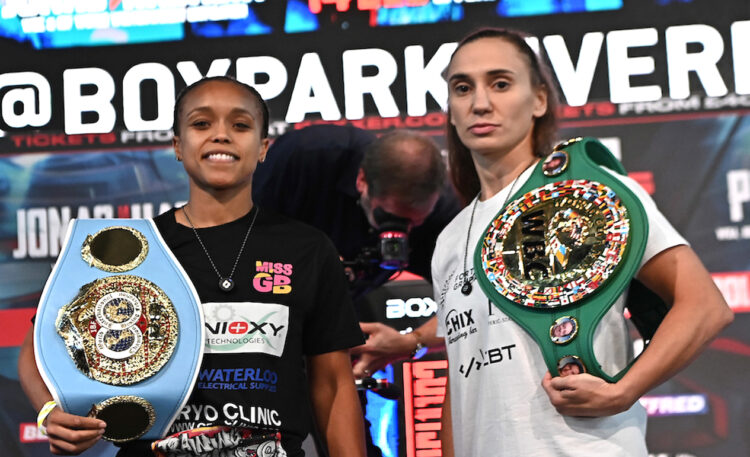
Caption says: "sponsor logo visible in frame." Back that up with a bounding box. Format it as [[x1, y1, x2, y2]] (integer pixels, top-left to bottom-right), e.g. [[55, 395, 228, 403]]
[[436, 271, 454, 309], [204, 302, 288, 357], [253, 261, 293, 294], [458, 345, 516, 378], [486, 299, 512, 326], [172, 403, 282, 431], [639, 394, 708, 417], [715, 169, 750, 241], [153, 426, 286, 457], [451, 268, 474, 292], [713, 271, 750, 313], [385, 297, 437, 319], [402, 360, 448, 457], [19, 423, 48, 443], [197, 367, 278, 393], [443, 308, 477, 344], [2, 22, 749, 134]]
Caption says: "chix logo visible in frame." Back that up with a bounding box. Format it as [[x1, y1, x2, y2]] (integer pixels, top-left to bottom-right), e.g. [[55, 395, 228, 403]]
[[252, 261, 293, 294]]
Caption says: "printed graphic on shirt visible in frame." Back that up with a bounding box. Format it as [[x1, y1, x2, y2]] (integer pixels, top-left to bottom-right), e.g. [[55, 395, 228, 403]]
[[437, 271, 455, 309], [204, 302, 288, 357], [444, 308, 478, 344], [253, 261, 293, 294], [452, 267, 475, 293], [486, 299, 512, 327], [153, 425, 287, 457], [458, 344, 517, 378], [196, 367, 278, 393], [171, 403, 283, 432]]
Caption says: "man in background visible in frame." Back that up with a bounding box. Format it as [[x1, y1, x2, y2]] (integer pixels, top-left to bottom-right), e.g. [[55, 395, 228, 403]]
[[254, 125, 459, 298]]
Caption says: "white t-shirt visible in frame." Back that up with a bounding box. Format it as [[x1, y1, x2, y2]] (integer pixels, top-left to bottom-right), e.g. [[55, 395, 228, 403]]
[[434, 165, 687, 457]]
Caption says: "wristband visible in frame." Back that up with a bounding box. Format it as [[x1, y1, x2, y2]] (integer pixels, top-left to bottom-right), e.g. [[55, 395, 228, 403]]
[[408, 329, 428, 360], [37, 400, 57, 436]]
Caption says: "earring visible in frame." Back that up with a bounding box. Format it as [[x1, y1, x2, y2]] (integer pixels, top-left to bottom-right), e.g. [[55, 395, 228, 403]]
[[176, 156, 182, 162]]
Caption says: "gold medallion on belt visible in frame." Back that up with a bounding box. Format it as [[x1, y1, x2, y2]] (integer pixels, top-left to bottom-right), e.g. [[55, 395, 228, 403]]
[[56, 274, 178, 385], [481, 179, 630, 308]]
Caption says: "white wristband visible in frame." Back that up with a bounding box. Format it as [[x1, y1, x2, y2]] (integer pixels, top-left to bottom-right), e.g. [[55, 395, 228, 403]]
[[37, 400, 57, 436]]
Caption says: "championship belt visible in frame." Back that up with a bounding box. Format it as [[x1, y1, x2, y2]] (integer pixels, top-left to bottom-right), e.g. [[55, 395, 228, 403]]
[[474, 137, 648, 382], [34, 219, 204, 442]]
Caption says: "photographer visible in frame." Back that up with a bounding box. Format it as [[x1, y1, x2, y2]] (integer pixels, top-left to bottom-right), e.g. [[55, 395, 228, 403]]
[[254, 125, 459, 296], [253, 124, 460, 456]]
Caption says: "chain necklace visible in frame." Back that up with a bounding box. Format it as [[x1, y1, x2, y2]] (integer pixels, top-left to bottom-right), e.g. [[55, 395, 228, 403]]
[[461, 161, 536, 296], [183, 205, 259, 292]]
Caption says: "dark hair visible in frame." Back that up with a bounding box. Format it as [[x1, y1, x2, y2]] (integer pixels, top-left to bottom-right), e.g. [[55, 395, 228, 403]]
[[172, 76, 269, 138], [445, 28, 560, 204], [361, 130, 446, 206]]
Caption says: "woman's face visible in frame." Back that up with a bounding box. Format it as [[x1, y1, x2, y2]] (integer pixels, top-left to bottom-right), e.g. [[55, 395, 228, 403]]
[[173, 80, 269, 193], [446, 37, 547, 158]]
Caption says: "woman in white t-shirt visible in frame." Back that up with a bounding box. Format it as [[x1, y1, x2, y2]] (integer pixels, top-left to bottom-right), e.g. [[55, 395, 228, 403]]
[[436, 27, 734, 456]]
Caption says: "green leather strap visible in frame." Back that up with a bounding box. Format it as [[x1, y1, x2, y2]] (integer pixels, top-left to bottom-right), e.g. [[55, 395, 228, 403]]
[[474, 137, 648, 382]]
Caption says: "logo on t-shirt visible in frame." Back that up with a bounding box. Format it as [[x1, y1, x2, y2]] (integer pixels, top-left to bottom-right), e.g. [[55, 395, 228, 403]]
[[253, 261, 293, 294], [204, 302, 288, 357], [444, 308, 477, 344], [153, 426, 287, 457], [458, 344, 516, 378]]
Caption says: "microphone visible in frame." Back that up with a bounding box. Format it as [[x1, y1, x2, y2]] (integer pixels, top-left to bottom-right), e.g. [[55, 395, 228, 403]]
[[355, 377, 402, 400]]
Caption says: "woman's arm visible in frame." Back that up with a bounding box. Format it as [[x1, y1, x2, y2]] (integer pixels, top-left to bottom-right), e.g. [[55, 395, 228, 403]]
[[307, 349, 366, 457], [351, 318, 443, 378], [18, 327, 106, 455], [542, 245, 734, 416]]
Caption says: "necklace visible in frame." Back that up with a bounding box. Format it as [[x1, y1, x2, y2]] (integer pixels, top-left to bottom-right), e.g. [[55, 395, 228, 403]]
[[461, 161, 535, 296], [182, 206, 259, 292]]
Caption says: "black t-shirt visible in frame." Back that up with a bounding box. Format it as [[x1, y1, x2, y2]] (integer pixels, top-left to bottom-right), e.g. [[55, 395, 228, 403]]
[[118, 207, 363, 457]]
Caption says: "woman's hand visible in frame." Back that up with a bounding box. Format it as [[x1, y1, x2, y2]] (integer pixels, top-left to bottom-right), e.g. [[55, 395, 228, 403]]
[[541, 371, 633, 417], [43, 407, 106, 455]]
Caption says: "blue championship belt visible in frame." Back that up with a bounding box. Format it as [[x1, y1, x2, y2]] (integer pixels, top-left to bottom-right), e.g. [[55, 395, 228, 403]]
[[34, 219, 204, 442], [475, 137, 649, 382]]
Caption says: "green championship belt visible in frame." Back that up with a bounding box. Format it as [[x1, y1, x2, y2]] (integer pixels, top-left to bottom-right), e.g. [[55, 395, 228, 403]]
[[474, 137, 647, 382]]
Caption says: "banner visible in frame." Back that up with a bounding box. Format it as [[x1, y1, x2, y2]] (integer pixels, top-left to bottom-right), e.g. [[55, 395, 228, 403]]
[[0, 0, 748, 456]]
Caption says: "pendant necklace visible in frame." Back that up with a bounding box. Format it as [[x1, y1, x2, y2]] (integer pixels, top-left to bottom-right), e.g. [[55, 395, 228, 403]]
[[461, 161, 536, 296], [183, 205, 259, 292]]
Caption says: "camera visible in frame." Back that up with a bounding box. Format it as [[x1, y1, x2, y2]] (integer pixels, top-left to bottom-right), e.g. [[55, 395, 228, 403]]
[[373, 207, 409, 270], [341, 208, 410, 298]]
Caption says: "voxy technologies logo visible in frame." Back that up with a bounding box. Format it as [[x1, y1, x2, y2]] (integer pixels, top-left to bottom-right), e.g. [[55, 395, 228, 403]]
[[204, 302, 289, 357]]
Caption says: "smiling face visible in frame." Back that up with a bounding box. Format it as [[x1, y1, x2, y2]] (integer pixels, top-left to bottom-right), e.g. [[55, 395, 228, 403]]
[[446, 36, 547, 160], [173, 80, 269, 194]]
